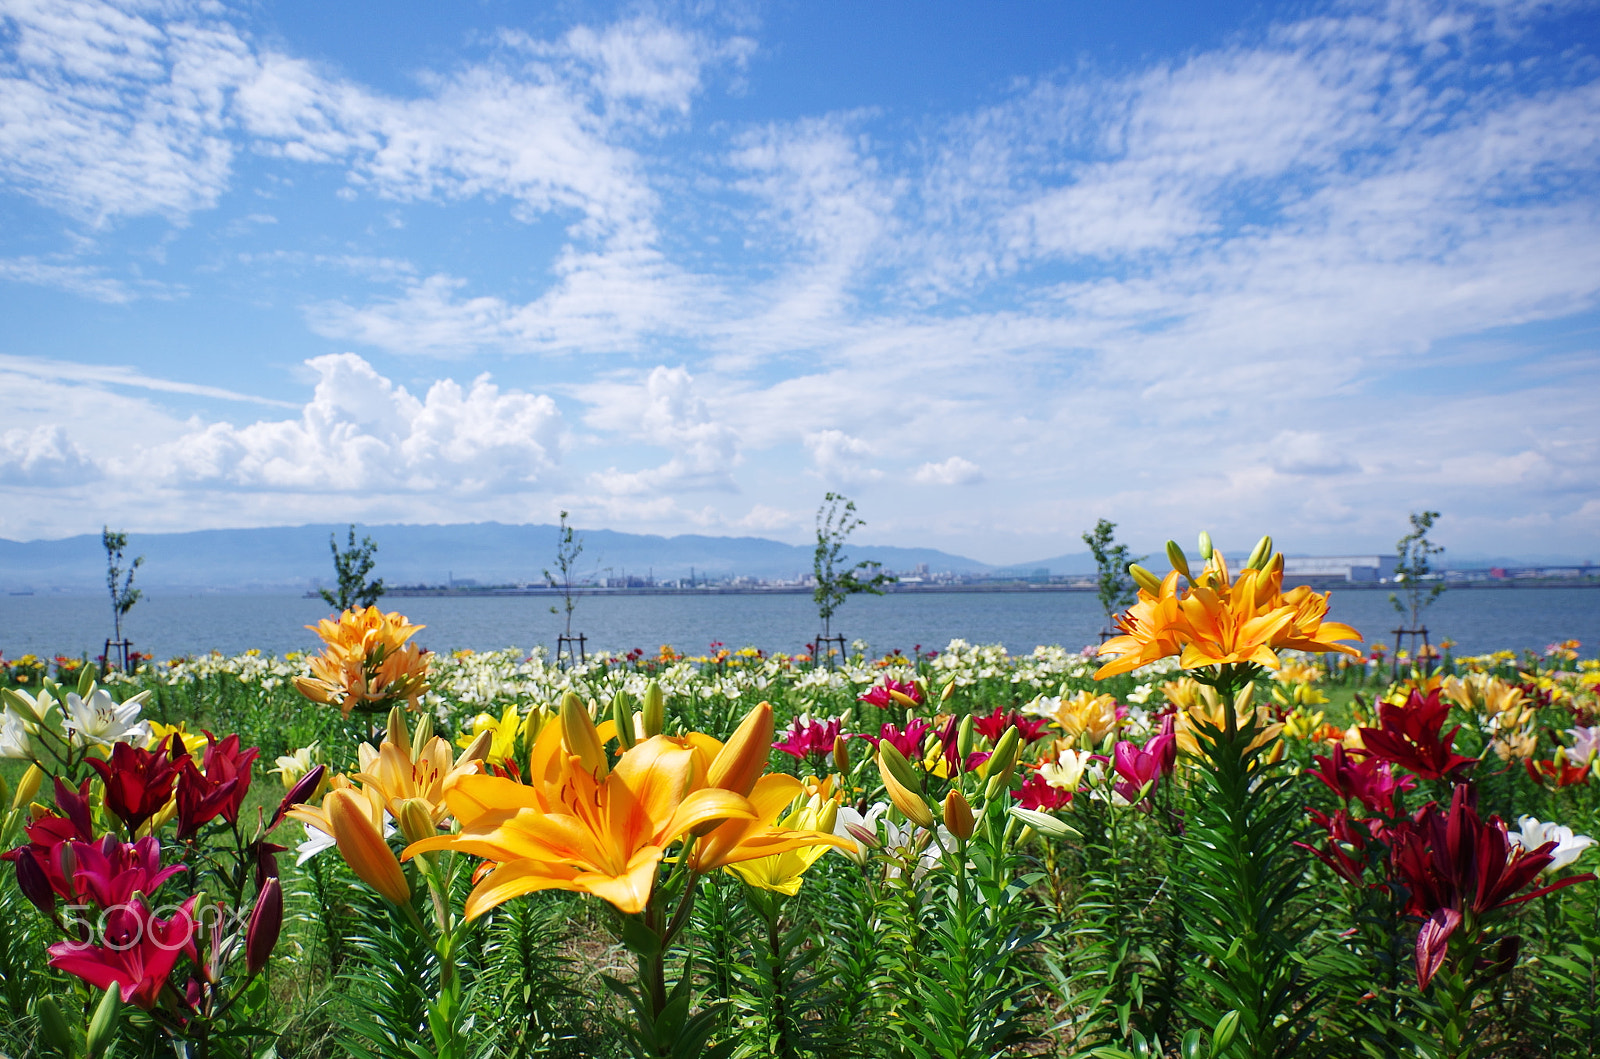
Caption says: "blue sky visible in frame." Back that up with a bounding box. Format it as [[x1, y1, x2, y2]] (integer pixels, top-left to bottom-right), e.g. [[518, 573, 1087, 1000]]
[[2, 0, 1598, 564]]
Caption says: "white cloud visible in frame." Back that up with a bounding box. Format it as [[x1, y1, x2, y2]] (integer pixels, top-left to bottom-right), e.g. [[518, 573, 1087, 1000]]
[[0, 425, 100, 485], [584, 365, 741, 495], [913, 456, 985, 486], [141, 353, 563, 493], [804, 429, 882, 485]]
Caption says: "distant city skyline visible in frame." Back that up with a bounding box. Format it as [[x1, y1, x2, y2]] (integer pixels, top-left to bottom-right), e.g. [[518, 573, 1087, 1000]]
[[2, 0, 1598, 564]]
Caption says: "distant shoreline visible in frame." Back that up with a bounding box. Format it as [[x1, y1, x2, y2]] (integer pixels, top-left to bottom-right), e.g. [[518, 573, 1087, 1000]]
[[370, 579, 1600, 599]]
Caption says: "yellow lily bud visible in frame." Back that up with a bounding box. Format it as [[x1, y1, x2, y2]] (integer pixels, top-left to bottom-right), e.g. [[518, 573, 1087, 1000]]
[[832, 734, 852, 774], [326, 789, 411, 907], [610, 689, 636, 750], [708, 701, 774, 798], [943, 789, 975, 840], [396, 798, 437, 847], [940, 679, 957, 704], [457, 729, 492, 766], [561, 691, 608, 779], [878, 745, 935, 829], [641, 680, 665, 738], [292, 675, 336, 705], [1166, 540, 1191, 580], [386, 706, 411, 759], [888, 689, 919, 709], [1245, 534, 1273, 571], [12, 764, 43, 813], [1198, 530, 1214, 560], [1128, 563, 1163, 595]]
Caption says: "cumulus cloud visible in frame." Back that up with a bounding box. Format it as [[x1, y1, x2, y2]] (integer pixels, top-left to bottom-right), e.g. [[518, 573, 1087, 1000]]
[[585, 365, 741, 496], [804, 429, 882, 485], [141, 354, 563, 493], [913, 456, 984, 486], [0, 425, 100, 485]]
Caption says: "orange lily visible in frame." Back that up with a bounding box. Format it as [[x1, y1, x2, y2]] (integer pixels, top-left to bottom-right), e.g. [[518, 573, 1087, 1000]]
[[407, 707, 754, 917], [323, 785, 412, 906], [353, 735, 483, 826], [294, 606, 430, 716]]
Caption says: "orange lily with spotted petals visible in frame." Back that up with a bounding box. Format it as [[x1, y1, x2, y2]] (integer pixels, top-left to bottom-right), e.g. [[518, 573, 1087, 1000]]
[[406, 721, 754, 918]]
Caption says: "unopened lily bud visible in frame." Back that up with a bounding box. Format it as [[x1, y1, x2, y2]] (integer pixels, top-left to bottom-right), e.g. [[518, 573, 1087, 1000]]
[[270, 764, 327, 831], [12, 763, 42, 812], [0, 773, 8, 814], [641, 680, 665, 738], [888, 689, 919, 709], [1166, 540, 1191, 580], [560, 691, 607, 779], [396, 798, 437, 847], [610, 689, 636, 750], [411, 712, 434, 758], [246, 877, 283, 976], [386, 705, 411, 757], [457, 729, 492, 765], [76, 665, 96, 699], [326, 789, 411, 907], [1129, 563, 1163, 595], [15, 849, 55, 915], [943, 789, 975, 840], [85, 984, 120, 1059], [1245, 534, 1273, 571], [33, 996, 72, 1057], [708, 702, 774, 798], [831, 734, 851, 774], [1008, 806, 1080, 839], [877, 744, 935, 829], [1198, 530, 1214, 560], [984, 727, 1022, 800], [957, 713, 976, 761], [940, 679, 957, 704]]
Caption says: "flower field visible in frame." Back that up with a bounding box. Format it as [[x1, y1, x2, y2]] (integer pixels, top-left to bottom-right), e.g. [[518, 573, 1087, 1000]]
[[2, 538, 1599, 1059]]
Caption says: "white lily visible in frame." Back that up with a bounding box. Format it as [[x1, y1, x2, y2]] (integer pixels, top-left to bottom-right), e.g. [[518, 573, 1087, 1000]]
[[0, 710, 31, 759], [1040, 748, 1096, 791], [1511, 815, 1597, 873], [833, 802, 889, 867], [2, 687, 59, 730], [1568, 726, 1599, 766], [62, 688, 151, 748]]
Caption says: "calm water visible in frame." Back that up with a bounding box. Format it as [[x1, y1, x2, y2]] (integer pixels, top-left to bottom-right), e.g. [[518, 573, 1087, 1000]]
[[1, 586, 1597, 662]]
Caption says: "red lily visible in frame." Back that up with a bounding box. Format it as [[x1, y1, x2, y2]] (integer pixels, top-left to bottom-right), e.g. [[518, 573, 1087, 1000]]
[[85, 737, 180, 834], [1015, 771, 1073, 811], [857, 718, 932, 759], [1297, 808, 1385, 887], [69, 835, 186, 909], [1389, 785, 1595, 988], [858, 678, 922, 708], [2, 780, 100, 910], [1357, 690, 1477, 781], [175, 732, 259, 838], [1525, 757, 1591, 788], [972, 706, 1053, 745], [1307, 745, 1417, 816], [48, 896, 198, 1009], [772, 716, 843, 761]]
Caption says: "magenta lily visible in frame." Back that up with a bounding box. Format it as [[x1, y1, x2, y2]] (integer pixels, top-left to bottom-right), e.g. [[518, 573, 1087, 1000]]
[[48, 896, 198, 1009]]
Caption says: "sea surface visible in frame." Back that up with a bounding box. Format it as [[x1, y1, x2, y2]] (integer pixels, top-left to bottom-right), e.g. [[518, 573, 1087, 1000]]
[[1, 586, 1597, 662]]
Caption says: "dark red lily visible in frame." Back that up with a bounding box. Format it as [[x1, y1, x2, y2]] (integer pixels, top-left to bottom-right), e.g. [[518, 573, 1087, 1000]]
[[1297, 808, 1379, 887], [84, 737, 180, 834], [1389, 785, 1595, 988], [1307, 744, 1417, 816], [246, 878, 283, 975], [175, 732, 259, 838], [1357, 690, 1477, 781], [48, 896, 198, 1009]]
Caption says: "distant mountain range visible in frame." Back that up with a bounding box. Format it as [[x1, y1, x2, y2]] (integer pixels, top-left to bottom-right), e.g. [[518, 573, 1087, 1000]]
[[0, 522, 1011, 592], [0, 522, 1585, 593]]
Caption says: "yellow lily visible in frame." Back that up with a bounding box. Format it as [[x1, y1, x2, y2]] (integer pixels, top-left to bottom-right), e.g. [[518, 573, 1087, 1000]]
[[726, 795, 845, 896], [1051, 691, 1121, 745], [354, 734, 482, 826]]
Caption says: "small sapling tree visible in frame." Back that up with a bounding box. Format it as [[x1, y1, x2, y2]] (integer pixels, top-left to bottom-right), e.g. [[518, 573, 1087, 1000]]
[[103, 527, 143, 666], [812, 492, 893, 646], [319, 525, 385, 612], [544, 510, 584, 638], [1083, 518, 1140, 634], [1391, 510, 1446, 629]]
